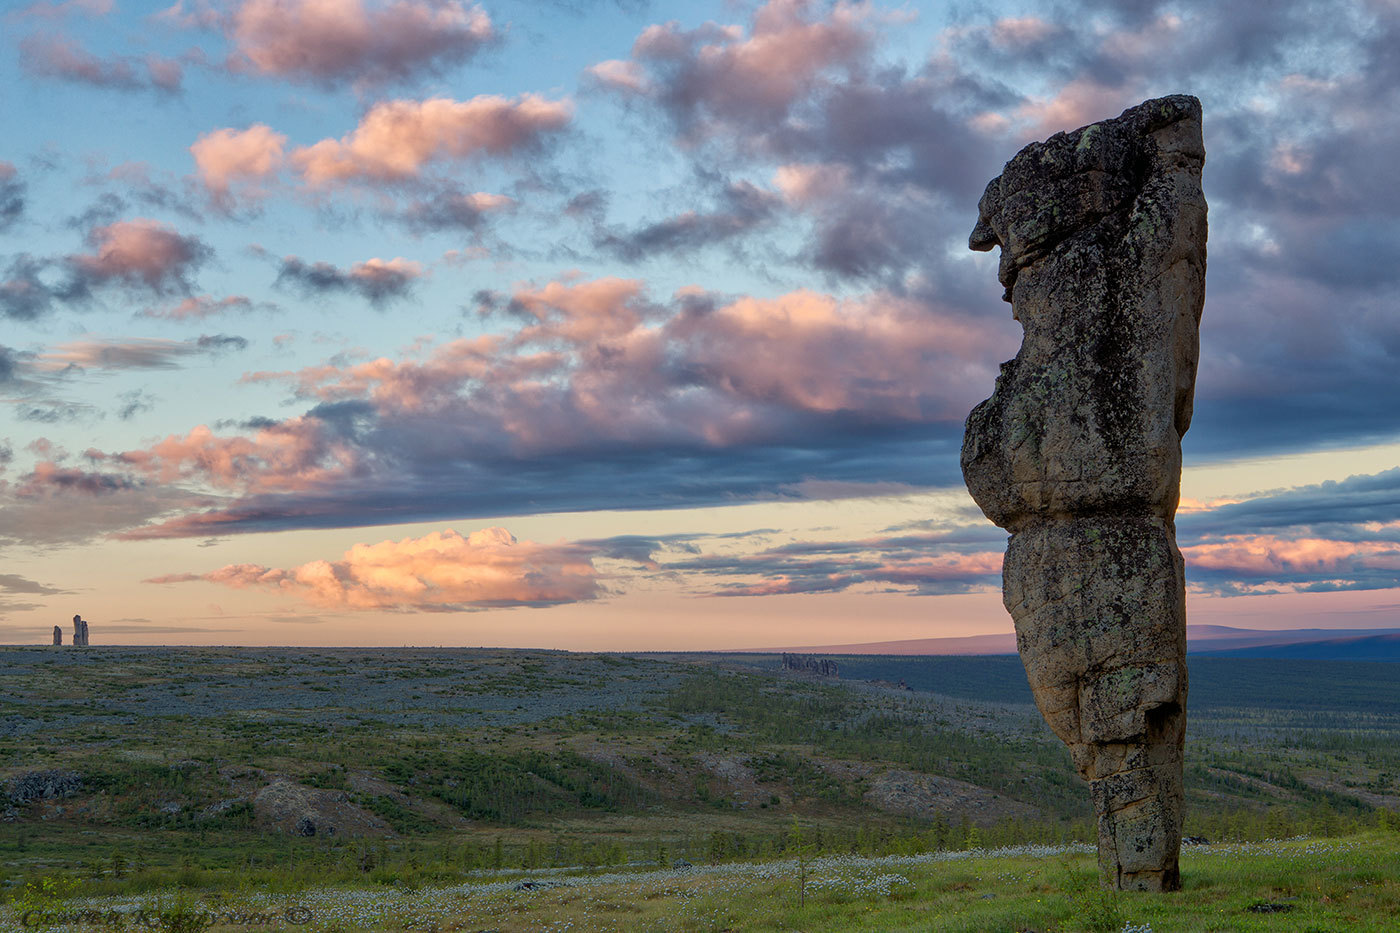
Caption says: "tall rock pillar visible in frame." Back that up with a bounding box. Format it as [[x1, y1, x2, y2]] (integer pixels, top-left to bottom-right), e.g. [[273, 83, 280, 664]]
[[961, 95, 1206, 892]]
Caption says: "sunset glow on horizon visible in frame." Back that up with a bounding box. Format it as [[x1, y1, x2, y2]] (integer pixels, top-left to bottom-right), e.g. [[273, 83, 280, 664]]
[[2, 0, 1398, 648]]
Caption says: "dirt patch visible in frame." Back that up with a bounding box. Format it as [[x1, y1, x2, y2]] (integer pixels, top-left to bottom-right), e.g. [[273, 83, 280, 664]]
[[251, 778, 392, 838], [696, 754, 767, 806], [863, 769, 1040, 826], [1302, 776, 1400, 810]]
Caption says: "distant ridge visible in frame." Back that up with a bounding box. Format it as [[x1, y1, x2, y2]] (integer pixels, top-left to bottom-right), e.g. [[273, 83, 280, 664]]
[[1194, 632, 1400, 661], [740, 625, 1400, 657]]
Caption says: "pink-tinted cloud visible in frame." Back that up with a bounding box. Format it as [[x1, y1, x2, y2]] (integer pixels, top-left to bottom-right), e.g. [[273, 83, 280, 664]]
[[772, 162, 851, 205], [13, 0, 112, 19], [290, 95, 572, 185], [142, 294, 255, 320], [507, 277, 651, 344], [19, 34, 183, 94], [15, 460, 139, 498], [668, 289, 1001, 420], [626, 0, 872, 140], [81, 276, 1013, 538], [67, 219, 210, 296], [585, 58, 647, 93], [116, 418, 361, 494], [190, 124, 287, 204], [987, 16, 1057, 48], [146, 526, 601, 609], [1184, 536, 1400, 576], [35, 335, 244, 372], [227, 0, 495, 88], [1013, 78, 1137, 138]]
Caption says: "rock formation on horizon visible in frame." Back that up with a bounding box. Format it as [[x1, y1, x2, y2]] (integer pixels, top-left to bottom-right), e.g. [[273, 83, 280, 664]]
[[53, 625, 62, 646], [961, 95, 1207, 892], [72, 614, 89, 647], [781, 653, 839, 677]]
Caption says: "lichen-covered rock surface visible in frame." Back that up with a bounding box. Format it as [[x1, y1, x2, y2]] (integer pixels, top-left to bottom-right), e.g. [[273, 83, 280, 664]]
[[961, 94, 1206, 892]]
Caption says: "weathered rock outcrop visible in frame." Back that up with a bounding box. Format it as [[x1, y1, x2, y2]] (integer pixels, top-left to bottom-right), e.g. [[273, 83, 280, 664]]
[[7, 769, 84, 805], [53, 625, 62, 646], [961, 95, 1206, 892], [781, 653, 839, 677], [72, 615, 89, 646]]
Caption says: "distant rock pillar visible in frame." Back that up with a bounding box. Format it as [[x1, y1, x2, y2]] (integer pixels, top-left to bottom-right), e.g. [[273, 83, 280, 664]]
[[961, 96, 1207, 892], [53, 625, 62, 646], [72, 614, 89, 647]]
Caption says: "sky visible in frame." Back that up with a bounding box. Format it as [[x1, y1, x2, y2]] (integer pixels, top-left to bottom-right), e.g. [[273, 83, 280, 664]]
[[1, 0, 1398, 649]]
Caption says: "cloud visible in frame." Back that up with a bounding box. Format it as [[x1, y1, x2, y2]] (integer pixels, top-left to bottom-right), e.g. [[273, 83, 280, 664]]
[[0, 162, 25, 232], [0, 570, 73, 613], [142, 294, 256, 320], [290, 95, 572, 186], [14, 460, 141, 498], [19, 34, 183, 94], [679, 532, 1005, 598], [94, 276, 1012, 538], [593, 181, 781, 261], [625, 0, 874, 144], [190, 124, 287, 205], [13, 0, 112, 18], [1171, 466, 1400, 595], [66, 218, 211, 298], [0, 572, 69, 596], [398, 189, 514, 233], [1183, 535, 1400, 596], [274, 255, 423, 305], [0, 256, 56, 320], [591, 0, 1006, 285], [35, 335, 246, 372], [226, 0, 495, 88], [146, 526, 602, 610]]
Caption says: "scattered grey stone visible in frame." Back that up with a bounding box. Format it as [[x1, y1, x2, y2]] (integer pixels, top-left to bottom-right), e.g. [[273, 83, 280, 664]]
[[6, 769, 83, 804], [199, 798, 245, 820], [963, 94, 1207, 893], [1246, 901, 1296, 913]]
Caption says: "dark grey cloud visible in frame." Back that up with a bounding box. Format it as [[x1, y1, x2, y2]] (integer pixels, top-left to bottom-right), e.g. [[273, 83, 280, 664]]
[[659, 527, 1003, 598], [274, 255, 421, 307], [0, 255, 65, 320], [116, 389, 155, 421], [398, 188, 514, 234], [1181, 468, 1400, 541], [0, 163, 24, 232], [594, 181, 780, 261], [0, 573, 68, 597], [195, 333, 249, 353]]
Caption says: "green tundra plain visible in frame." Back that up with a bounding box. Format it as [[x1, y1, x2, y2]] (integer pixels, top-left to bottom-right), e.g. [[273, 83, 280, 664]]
[[3, 646, 1399, 931]]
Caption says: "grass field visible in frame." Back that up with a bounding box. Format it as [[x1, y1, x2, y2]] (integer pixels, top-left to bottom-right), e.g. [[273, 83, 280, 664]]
[[4, 647, 1400, 928], [5, 833, 1398, 931]]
